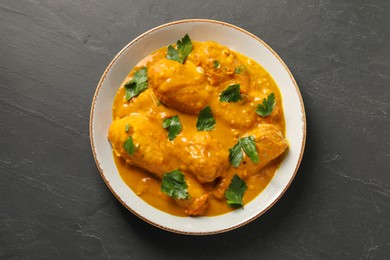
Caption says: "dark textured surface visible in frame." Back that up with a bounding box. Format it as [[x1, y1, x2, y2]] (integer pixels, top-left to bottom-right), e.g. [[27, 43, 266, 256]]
[[1, 0, 389, 259]]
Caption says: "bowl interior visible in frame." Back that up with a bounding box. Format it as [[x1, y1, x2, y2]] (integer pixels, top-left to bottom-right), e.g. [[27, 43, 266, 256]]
[[90, 19, 306, 234]]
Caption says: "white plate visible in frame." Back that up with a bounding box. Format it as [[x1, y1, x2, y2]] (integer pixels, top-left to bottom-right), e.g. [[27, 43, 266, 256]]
[[90, 19, 306, 235]]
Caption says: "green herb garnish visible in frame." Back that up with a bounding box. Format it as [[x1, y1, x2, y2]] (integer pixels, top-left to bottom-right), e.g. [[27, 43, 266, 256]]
[[125, 124, 130, 132], [228, 136, 259, 167], [234, 65, 247, 74], [123, 136, 136, 155], [219, 84, 242, 103], [166, 34, 192, 64], [214, 60, 220, 68], [196, 106, 216, 131], [225, 174, 247, 207], [239, 136, 259, 163], [229, 142, 244, 168], [162, 115, 182, 141], [124, 67, 148, 101], [161, 170, 189, 200], [256, 93, 276, 117]]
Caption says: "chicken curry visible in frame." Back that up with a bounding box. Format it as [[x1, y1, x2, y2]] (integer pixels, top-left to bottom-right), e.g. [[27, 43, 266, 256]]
[[108, 35, 288, 216]]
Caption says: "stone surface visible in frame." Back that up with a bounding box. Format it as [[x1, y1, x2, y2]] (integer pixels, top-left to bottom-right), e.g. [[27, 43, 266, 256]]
[[0, 0, 389, 259]]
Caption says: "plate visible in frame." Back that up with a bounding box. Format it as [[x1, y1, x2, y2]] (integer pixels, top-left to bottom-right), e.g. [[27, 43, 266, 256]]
[[90, 19, 306, 235]]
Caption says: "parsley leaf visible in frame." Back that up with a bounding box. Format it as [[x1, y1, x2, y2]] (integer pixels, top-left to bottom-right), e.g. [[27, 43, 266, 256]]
[[166, 34, 192, 64], [239, 136, 259, 163], [256, 93, 276, 117], [125, 124, 130, 132], [196, 106, 216, 131], [162, 115, 182, 141], [161, 170, 189, 200], [214, 60, 220, 68], [219, 84, 242, 103], [229, 142, 244, 168], [167, 45, 179, 62], [229, 136, 259, 167], [123, 136, 136, 155], [225, 174, 247, 207], [124, 67, 148, 101]]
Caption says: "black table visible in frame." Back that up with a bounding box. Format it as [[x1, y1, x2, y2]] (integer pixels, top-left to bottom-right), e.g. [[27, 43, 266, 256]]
[[1, 1, 389, 259]]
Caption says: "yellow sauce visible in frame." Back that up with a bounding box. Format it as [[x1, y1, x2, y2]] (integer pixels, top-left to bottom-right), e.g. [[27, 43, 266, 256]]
[[109, 40, 287, 216]]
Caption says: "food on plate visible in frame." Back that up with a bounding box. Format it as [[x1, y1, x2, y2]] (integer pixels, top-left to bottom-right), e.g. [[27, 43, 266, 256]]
[[108, 34, 288, 216]]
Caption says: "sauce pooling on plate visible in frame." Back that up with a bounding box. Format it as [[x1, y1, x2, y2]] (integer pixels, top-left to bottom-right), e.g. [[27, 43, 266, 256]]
[[108, 35, 288, 216]]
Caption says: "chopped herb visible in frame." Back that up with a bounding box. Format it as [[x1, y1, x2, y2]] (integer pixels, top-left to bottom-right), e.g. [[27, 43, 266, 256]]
[[125, 124, 130, 132], [228, 136, 259, 167], [225, 174, 247, 207], [256, 93, 276, 117], [162, 115, 182, 141], [219, 84, 242, 103], [161, 170, 189, 200], [196, 106, 216, 131], [239, 136, 259, 163], [123, 136, 136, 155], [166, 34, 192, 64], [167, 45, 179, 62], [234, 65, 247, 74], [229, 142, 244, 168], [124, 67, 148, 101], [214, 60, 220, 68]]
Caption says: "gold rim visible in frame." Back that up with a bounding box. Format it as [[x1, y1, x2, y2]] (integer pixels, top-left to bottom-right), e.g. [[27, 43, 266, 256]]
[[89, 19, 307, 235]]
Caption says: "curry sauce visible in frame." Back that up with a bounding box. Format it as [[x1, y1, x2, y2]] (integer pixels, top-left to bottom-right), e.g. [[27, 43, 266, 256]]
[[109, 39, 287, 216]]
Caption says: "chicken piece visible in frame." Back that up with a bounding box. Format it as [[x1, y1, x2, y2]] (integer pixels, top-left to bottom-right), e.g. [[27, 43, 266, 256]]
[[113, 88, 160, 119], [241, 123, 288, 175], [210, 92, 258, 130], [109, 114, 228, 185], [172, 131, 229, 183], [213, 124, 288, 198], [188, 41, 245, 86], [148, 59, 212, 114], [108, 114, 209, 215], [175, 174, 209, 216], [248, 86, 284, 127], [108, 114, 171, 175]]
